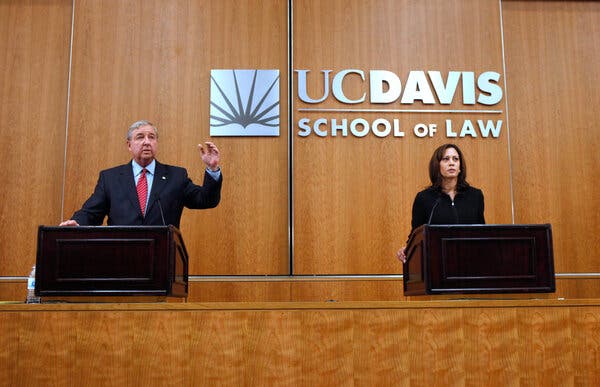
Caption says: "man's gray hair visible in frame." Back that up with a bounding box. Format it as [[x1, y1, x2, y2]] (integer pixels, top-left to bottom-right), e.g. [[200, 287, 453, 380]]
[[127, 120, 158, 140]]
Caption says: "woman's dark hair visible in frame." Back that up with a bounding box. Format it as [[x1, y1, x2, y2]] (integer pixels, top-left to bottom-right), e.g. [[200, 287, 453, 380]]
[[428, 143, 470, 190]]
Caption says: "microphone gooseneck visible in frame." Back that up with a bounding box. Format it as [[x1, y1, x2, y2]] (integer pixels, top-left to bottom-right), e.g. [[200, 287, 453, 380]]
[[427, 196, 442, 225], [157, 197, 166, 226]]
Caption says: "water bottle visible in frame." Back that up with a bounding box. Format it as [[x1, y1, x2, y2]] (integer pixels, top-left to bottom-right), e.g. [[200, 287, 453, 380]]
[[26, 265, 41, 304]]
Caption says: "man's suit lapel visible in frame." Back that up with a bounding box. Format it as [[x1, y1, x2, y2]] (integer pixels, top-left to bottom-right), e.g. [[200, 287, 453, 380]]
[[146, 161, 168, 215], [119, 162, 142, 214]]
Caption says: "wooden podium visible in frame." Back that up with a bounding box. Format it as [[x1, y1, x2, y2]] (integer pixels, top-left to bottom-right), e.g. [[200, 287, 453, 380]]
[[35, 226, 188, 299], [403, 224, 555, 295]]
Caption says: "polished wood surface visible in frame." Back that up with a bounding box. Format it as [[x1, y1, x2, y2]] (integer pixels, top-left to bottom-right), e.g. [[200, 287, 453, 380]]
[[1, 300, 599, 385], [64, 0, 289, 275], [292, 0, 512, 275], [0, 0, 72, 276], [502, 1, 600, 274]]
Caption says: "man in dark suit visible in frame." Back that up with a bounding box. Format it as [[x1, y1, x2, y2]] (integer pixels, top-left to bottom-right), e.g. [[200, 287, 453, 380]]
[[60, 120, 222, 228]]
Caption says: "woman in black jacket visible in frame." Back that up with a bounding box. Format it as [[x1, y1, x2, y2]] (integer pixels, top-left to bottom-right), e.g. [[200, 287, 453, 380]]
[[396, 143, 485, 263]]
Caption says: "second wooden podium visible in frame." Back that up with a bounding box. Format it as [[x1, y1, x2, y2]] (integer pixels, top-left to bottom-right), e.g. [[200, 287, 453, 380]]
[[403, 224, 555, 295]]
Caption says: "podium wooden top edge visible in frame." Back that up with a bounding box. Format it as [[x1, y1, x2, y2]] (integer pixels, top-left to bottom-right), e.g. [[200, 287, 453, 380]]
[[37, 225, 185, 240], [38, 225, 180, 231], [415, 223, 552, 229]]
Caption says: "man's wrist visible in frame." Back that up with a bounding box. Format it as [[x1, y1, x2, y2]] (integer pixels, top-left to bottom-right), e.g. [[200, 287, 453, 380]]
[[205, 167, 222, 181]]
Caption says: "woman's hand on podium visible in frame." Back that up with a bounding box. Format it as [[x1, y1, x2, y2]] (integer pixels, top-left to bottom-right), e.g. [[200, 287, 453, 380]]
[[59, 219, 80, 226], [396, 247, 406, 263]]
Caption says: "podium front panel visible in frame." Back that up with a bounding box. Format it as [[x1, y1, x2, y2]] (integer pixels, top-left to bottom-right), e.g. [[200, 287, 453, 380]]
[[36, 226, 188, 297], [404, 224, 555, 295]]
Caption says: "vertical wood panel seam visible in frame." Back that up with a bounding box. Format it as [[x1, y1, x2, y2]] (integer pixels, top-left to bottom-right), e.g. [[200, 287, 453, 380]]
[[60, 0, 76, 222], [499, 0, 516, 224], [288, 0, 294, 275]]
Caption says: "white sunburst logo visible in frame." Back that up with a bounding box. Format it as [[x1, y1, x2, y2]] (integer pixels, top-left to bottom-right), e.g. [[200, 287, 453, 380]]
[[210, 69, 280, 136]]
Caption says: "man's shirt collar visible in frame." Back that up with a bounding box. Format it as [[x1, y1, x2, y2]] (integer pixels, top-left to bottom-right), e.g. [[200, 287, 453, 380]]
[[132, 159, 156, 176]]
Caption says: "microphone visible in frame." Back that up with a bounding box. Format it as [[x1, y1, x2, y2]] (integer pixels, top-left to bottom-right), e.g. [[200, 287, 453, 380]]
[[157, 197, 166, 226], [427, 196, 442, 225]]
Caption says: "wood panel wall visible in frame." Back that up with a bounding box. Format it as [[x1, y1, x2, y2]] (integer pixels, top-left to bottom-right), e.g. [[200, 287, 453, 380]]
[[292, 0, 512, 276], [63, 0, 289, 275], [503, 1, 600, 274], [0, 0, 72, 276], [0, 0, 599, 301]]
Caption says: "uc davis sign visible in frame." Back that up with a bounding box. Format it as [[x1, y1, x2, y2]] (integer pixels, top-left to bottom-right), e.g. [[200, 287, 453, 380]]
[[296, 69, 504, 139]]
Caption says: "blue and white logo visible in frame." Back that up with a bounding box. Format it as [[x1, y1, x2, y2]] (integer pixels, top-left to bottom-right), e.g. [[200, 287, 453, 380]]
[[210, 69, 280, 136]]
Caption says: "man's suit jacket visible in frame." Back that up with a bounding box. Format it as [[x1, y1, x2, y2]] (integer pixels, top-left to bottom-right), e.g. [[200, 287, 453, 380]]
[[72, 160, 222, 227]]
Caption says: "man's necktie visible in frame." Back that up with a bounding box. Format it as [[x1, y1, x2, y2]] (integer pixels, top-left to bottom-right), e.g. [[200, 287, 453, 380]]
[[137, 168, 148, 216]]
